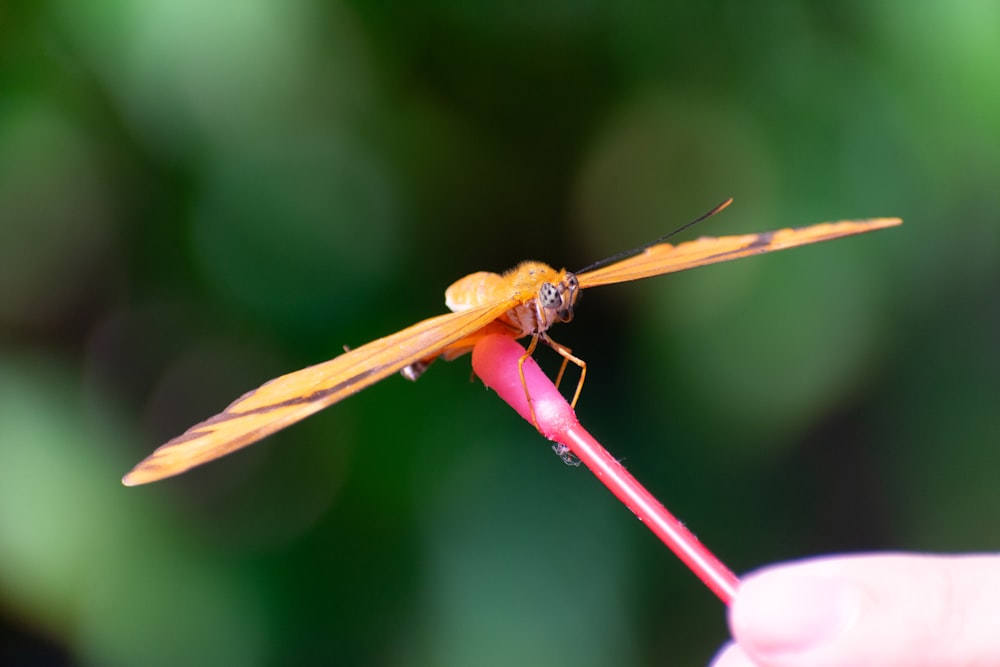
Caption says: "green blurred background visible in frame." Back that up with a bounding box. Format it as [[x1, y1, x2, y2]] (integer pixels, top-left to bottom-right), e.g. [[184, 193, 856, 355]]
[[1, 1, 997, 665]]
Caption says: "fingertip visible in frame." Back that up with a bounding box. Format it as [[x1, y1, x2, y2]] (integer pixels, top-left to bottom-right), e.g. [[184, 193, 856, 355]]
[[709, 642, 757, 667], [728, 554, 1000, 667], [730, 569, 863, 659]]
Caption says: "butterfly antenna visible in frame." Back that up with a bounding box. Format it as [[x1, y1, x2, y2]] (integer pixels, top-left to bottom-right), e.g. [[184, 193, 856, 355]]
[[575, 197, 734, 273]]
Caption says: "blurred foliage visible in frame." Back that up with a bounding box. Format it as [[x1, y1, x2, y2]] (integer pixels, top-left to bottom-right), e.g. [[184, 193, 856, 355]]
[[1, 1, 998, 665]]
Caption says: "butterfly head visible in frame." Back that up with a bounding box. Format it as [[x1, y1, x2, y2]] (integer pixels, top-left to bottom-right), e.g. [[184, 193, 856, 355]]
[[537, 272, 580, 327]]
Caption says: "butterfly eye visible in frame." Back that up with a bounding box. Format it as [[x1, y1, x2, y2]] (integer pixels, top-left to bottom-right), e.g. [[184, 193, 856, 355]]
[[539, 282, 562, 309]]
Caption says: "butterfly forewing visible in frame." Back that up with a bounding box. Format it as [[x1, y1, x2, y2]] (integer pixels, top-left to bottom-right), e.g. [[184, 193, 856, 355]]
[[578, 217, 902, 288], [122, 299, 518, 486]]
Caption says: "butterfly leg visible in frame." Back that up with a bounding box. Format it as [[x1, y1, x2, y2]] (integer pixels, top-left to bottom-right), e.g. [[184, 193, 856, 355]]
[[553, 348, 571, 389], [541, 334, 587, 409], [516, 333, 588, 429], [518, 334, 542, 428]]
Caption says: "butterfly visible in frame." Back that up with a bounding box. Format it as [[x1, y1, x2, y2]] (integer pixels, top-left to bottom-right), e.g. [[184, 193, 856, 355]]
[[122, 200, 901, 485]]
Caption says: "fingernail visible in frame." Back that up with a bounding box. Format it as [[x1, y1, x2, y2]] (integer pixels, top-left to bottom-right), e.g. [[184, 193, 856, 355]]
[[732, 572, 862, 657]]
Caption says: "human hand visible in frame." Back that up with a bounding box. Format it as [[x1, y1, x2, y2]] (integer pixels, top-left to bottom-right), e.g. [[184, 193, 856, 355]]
[[711, 553, 1000, 667]]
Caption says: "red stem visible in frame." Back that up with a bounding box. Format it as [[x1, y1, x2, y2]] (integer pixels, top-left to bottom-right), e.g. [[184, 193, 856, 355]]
[[471, 334, 740, 604]]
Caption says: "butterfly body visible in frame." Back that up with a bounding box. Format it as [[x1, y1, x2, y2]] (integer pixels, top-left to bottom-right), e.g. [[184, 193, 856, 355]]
[[413, 262, 579, 369]]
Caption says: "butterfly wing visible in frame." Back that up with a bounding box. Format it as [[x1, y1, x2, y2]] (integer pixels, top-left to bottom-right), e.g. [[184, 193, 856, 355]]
[[578, 217, 902, 288], [123, 299, 517, 486]]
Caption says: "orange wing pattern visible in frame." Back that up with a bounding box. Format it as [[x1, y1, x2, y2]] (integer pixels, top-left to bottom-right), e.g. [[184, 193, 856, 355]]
[[124, 209, 902, 486], [122, 300, 516, 485], [579, 217, 902, 288]]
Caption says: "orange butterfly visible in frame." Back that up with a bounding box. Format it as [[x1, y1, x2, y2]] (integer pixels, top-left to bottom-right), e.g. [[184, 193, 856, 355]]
[[123, 201, 901, 486]]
